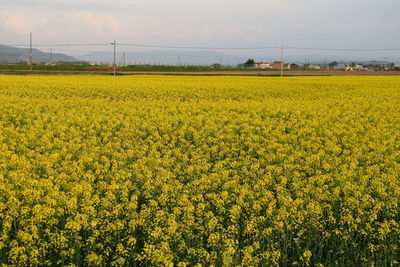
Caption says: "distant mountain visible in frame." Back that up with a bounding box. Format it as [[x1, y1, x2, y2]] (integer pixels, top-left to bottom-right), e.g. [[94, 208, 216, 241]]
[[0, 45, 78, 63]]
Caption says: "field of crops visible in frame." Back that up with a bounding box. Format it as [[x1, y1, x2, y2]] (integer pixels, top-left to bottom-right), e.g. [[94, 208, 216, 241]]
[[0, 75, 399, 266]]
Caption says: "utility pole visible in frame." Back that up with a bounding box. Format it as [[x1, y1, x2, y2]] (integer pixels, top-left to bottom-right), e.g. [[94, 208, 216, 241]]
[[111, 40, 116, 76], [29, 32, 33, 71], [50, 49, 53, 65], [119, 51, 126, 67], [280, 44, 284, 77]]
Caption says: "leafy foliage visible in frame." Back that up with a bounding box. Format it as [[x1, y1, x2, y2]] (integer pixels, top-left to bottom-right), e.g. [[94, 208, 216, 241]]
[[244, 58, 256, 68]]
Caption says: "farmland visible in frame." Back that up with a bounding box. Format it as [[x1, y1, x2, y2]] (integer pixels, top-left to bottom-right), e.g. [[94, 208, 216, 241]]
[[1, 63, 399, 76], [0, 75, 399, 266]]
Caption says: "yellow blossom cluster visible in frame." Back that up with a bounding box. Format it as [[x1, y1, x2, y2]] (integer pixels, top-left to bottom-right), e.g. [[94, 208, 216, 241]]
[[0, 75, 399, 266]]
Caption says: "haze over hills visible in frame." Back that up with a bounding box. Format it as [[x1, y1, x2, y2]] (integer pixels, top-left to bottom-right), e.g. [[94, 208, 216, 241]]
[[0, 45, 78, 64], [79, 50, 244, 66], [79, 50, 400, 66], [0, 45, 399, 66]]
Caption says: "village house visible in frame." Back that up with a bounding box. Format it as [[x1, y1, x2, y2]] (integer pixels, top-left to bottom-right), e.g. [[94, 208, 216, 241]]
[[332, 63, 347, 70], [307, 64, 321, 70], [254, 62, 272, 69], [288, 63, 304, 69], [272, 61, 291, 69], [272, 61, 283, 69], [284, 63, 291, 69], [364, 64, 382, 71], [352, 64, 364, 71]]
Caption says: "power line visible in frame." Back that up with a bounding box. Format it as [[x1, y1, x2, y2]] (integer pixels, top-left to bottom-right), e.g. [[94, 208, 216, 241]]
[[111, 41, 116, 76], [107, 43, 400, 51], [0, 33, 30, 40], [118, 43, 281, 50], [44, 48, 98, 53], [1, 43, 110, 47], [286, 46, 400, 51], [1, 41, 400, 51]]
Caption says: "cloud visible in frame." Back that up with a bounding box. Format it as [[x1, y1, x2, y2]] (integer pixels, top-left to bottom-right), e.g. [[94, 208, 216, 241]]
[[0, 0, 399, 51], [1, 11, 47, 34], [72, 11, 122, 34]]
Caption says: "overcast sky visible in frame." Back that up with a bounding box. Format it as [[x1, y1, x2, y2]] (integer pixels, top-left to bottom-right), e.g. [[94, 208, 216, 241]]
[[1, 0, 399, 59]]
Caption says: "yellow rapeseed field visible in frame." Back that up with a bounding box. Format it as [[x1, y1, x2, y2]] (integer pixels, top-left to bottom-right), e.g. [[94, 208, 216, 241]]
[[0, 75, 399, 266]]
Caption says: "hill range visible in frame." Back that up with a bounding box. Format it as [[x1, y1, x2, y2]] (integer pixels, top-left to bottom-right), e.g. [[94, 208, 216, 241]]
[[0, 45, 77, 63]]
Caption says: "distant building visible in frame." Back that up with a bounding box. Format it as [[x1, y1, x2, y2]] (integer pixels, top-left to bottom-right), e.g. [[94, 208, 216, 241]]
[[254, 62, 272, 69], [362, 61, 394, 71], [364, 64, 382, 71], [330, 63, 347, 70], [288, 63, 303, 69], [346, 64, 365, 71], [272, 61, 283, 69], [307, 64, 321, 70], [353, 64, 364, 71]]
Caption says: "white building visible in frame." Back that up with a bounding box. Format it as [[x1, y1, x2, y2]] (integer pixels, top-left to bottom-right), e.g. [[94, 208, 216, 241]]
[[307, 64, 321, 70], [254, 62, 272, 69]]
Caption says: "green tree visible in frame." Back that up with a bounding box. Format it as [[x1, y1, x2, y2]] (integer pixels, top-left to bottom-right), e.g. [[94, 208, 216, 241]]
[[328, 61, 338, 69], [244, 58, 255, 68]]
